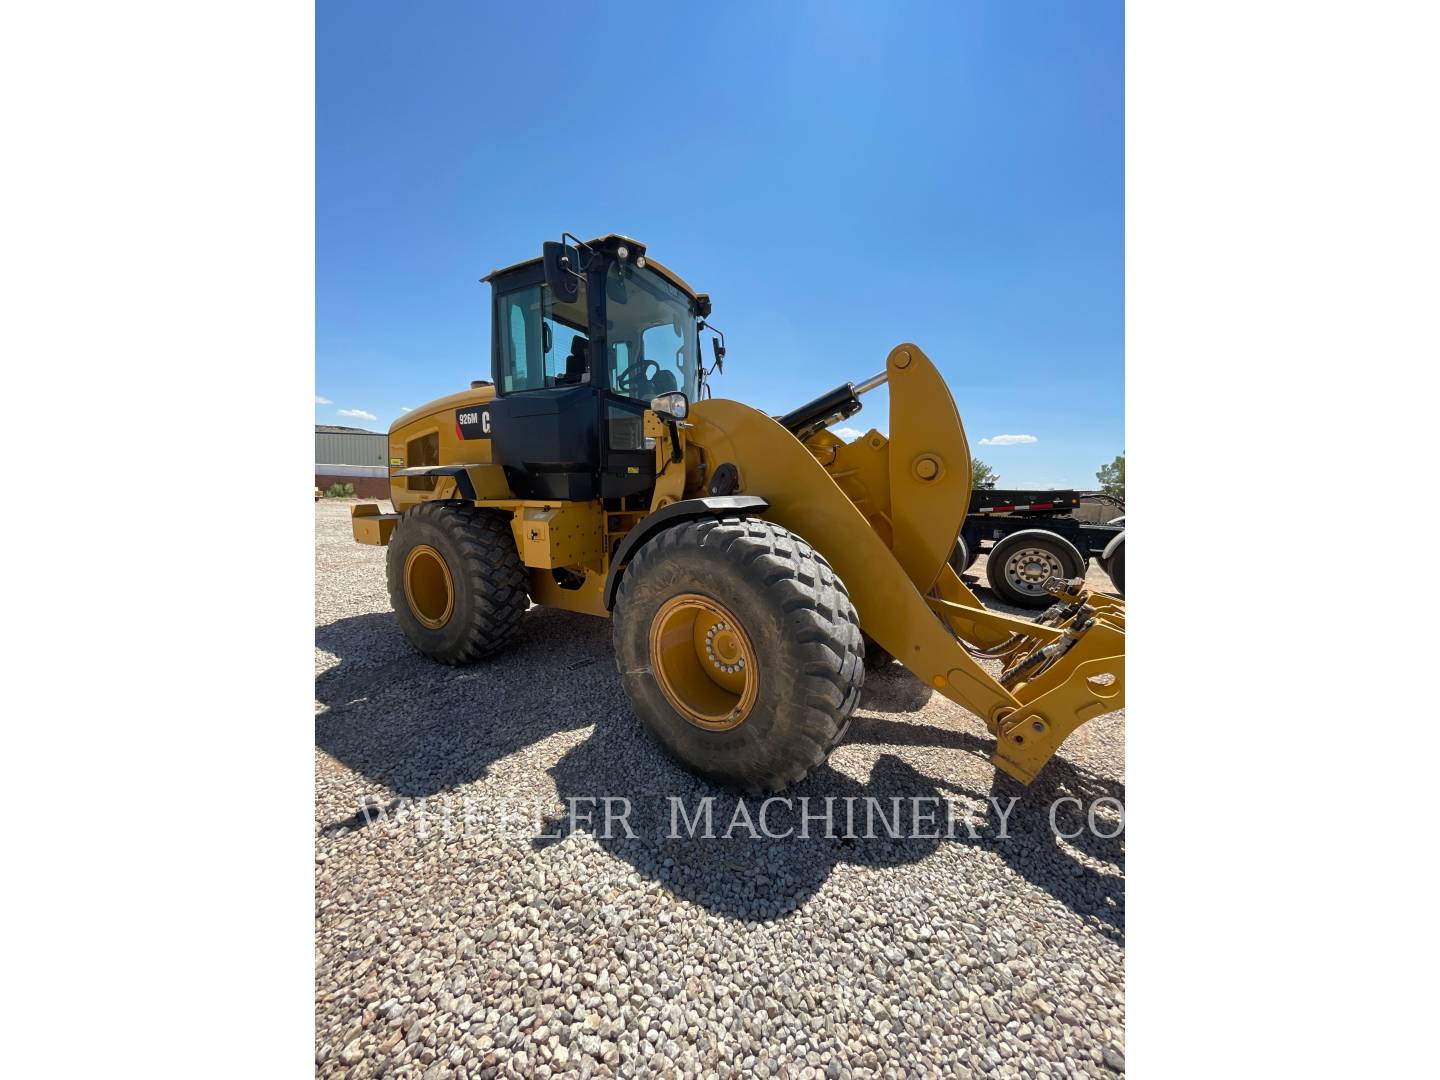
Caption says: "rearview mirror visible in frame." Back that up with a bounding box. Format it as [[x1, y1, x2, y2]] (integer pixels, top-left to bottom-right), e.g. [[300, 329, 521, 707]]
[[542, 241, 580, 304], [711, 336, 725, 374]]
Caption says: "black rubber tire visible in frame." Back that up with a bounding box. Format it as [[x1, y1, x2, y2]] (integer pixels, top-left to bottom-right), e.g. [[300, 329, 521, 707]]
[[861, 632, 893, 671], [1102, 534, 1125, 595], [984, 529, 1086, 609], [947, 535, 977, 575], [613, 517, 864, 794], [386, 502, 528, 664]]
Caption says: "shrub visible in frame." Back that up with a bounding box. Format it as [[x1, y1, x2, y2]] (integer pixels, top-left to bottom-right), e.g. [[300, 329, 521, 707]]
[[327, 483, 347, 497]]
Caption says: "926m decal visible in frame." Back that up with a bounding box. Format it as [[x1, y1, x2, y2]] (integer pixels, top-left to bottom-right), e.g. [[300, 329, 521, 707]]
[[456, 405, 492, 440]]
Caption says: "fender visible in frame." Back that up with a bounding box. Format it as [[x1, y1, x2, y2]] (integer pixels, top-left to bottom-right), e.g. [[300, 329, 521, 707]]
[[392, 463, 512, 502], [1102, 529, 1125, 562], [602, 496, 770, 610]]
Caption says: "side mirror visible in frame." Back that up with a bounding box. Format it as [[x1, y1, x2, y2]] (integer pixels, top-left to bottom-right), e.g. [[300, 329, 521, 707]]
[[650, 391, 689, 421], [542, 241, 580, 304], [711, 336, 726, 374]]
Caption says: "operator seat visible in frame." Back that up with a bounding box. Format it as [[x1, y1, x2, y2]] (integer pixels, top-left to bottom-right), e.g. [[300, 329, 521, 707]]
[[557, 335, 587, 385]]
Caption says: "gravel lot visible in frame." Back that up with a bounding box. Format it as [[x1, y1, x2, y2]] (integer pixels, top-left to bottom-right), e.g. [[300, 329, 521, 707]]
[[316, 498, 1124, 1079]]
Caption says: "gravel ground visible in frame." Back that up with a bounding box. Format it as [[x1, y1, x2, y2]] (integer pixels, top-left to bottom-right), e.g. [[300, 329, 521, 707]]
[[316, 498, 1124, 1079]]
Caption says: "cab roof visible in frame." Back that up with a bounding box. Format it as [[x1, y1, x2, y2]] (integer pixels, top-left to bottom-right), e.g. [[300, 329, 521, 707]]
[[481, 234, 700, 301]]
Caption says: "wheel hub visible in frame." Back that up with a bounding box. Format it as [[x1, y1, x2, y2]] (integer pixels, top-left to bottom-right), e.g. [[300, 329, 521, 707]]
[[704, 623, 747, 674], [1006, 548, 1062, 593], [650, 594, 758, 731]]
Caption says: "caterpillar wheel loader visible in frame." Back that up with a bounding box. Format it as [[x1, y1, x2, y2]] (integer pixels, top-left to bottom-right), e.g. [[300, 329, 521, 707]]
[[350, 234, 1124, 793]]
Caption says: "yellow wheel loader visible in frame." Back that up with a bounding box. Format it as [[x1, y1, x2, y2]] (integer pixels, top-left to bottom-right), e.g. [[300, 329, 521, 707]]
[[351, 235, 1123, 793]]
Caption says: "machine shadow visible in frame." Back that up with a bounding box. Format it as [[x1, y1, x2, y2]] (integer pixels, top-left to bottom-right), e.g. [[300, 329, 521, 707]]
[[538, 709, 1125, 933], [857, 661, 935, 713], [855, 713, 1124, 938], [317, 609, 1121, 934], [315, 606, 623, 798]]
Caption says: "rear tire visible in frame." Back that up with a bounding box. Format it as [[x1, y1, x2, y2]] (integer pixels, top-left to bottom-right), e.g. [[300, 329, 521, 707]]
[[386, 502, 528, 664], [613, 517, 864, 794], [984, 529, 1086, 609]]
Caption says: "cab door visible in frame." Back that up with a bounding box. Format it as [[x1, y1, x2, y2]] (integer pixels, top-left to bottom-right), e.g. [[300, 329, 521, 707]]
[[597, 339, 656, 499]]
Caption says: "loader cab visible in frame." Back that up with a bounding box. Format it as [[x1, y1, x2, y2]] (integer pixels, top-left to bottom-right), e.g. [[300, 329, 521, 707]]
[[482, 235, 701, 503]]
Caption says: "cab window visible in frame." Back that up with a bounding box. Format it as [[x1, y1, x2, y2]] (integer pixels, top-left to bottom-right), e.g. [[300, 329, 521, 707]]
[[497, 279, 590, 393]]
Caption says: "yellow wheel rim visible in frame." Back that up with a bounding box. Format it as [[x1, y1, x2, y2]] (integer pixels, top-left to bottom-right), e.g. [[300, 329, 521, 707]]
[[649, 593, 758, 731], [403, 544, 455, 629]]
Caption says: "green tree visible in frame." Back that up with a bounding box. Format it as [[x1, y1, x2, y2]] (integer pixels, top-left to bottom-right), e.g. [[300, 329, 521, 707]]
[[971, 458, 999, 490], [1096, 453, 1124, 498]]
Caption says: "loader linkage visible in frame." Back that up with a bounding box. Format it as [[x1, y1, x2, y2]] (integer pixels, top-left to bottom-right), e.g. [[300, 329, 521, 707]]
[[777, 343, 1125, 785], [946, 577, 1123, 784]]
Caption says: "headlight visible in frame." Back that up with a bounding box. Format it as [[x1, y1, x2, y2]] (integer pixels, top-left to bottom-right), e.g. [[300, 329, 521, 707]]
[[650, 391, 689, 420]]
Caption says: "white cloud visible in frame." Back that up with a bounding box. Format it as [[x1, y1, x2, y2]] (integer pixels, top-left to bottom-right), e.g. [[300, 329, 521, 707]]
[[315, 394, 332, 405], [399, 406, 412, 413], [337, 408, 377, 421], [831, 426, 865, 441], [978, 434, 1038, 446]]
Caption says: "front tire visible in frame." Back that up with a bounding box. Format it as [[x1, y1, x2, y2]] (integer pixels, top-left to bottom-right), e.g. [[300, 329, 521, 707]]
[[386, 502, 528, 664], [613, 517, 864, 794]]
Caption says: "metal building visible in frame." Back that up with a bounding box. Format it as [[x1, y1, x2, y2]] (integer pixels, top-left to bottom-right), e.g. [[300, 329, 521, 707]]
[[316, 426, 387, 467], [316, 425, 388, 498]]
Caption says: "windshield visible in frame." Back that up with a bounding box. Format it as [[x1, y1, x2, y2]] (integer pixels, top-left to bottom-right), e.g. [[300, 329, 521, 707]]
[[604, 262, 698, 402]]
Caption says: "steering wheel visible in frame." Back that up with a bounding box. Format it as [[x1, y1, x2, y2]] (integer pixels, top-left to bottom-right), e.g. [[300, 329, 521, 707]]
[[616, 357, 661, 395]]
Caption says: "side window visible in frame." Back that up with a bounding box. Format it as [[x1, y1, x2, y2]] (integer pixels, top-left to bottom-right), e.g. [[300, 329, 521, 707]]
[[509, 307, 529, 383], [498, 286, 543, 393], [497, 281, 589, 392], [545, 318, 587, 384]]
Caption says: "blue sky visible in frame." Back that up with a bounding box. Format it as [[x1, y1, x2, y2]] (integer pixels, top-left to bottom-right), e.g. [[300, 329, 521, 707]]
[[318, 1, 1122, 488]]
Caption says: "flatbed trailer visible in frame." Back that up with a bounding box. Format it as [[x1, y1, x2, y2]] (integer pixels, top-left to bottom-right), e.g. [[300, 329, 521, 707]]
[[954, 488, 1125, 608]]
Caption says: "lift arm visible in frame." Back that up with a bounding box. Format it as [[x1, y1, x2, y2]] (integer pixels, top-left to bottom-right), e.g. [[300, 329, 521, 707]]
[[687, 343, 1124, 784]]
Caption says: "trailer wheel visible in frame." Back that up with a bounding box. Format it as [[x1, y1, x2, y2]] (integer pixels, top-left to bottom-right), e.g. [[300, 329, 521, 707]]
[[984, 529, 1086, 609], [613, 517, 864, 795], [1101, 534, 1125, 595], [386, 502, 528, 664], [948, 536, 977, 575]]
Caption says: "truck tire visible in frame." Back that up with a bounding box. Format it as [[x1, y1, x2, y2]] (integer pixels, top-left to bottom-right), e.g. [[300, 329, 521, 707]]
[[386, 502, 528, 664], [984, 529, 1086, 609], [613, 517, 864, 794], [1101, 533, 1125, 595], [948, 535, 976, 575]]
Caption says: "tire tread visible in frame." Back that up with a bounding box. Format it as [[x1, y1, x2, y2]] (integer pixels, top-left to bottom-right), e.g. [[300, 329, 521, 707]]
[[614, 516, 863, 793], [386, 501, 528, 664]]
